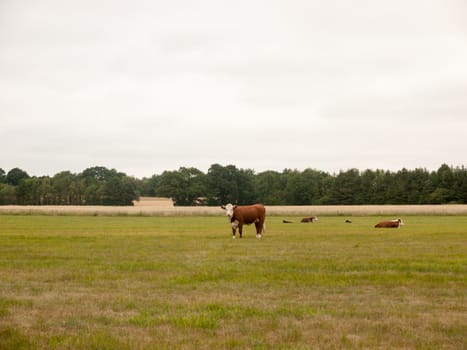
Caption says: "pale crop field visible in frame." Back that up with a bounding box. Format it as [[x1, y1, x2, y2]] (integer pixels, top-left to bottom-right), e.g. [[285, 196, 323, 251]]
[[1, 204, 467, 216], [0, 214, 466, 349]]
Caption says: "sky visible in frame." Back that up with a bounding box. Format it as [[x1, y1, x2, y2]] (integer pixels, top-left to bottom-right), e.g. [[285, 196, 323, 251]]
[[1, 0, 466, 178]]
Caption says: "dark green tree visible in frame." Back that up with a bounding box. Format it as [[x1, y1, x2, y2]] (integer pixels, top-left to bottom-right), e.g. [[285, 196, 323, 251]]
[[1, 163, 465, 206], [328, 169, 361, 204], [407, 168, 431, 203], [52, 171, 77, 205], [427, 164, 456, 203], [359, 169, 378, 203], [102, 174, 138, 205], [254, 170, 286, 205], [284, 169, 325, 205], [454, 166, 467, 203], [6, 168, 30, 186], [155, 167, 205, 206], [15, 177, 33, 204], [0, 168, 6, 184], [137, 175, 159, 197], [205, 164, 255, 205], [79, 166, 137, 205], [0, 183, 16, 204]]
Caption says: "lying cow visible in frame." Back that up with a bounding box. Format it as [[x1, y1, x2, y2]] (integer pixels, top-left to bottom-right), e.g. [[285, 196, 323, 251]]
[[301, 216, 318, 223], [374, 218, 404, 228], [221, 203, 266, 239]]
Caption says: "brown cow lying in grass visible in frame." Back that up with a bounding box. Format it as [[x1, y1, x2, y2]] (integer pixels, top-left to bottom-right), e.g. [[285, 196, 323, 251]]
[[301, 216, 318, 223], [221, 203, 266, 239], [374, 218, 404, 228]]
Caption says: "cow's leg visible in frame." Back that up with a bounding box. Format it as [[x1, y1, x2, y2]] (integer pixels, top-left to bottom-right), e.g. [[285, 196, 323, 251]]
[[238, 224, 243, 238], [231, 220, 239, 239], [255, 222, 262, 238]]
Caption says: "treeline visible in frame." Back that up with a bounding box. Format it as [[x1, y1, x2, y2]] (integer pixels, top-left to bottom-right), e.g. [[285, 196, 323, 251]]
[[1, 164, 466, 206], [0, 167, 137, 206]]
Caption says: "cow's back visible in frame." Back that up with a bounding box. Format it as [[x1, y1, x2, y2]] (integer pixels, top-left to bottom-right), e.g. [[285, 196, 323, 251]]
[[235, 204, 265, 224], [375, 221, 399, 228]]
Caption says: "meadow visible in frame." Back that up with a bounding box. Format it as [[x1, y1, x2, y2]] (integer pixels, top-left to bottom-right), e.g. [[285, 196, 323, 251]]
[[0, 214, 466, 349]]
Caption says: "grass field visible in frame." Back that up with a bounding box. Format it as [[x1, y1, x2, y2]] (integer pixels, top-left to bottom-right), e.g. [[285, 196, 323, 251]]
[[0, 214, 466, 349]]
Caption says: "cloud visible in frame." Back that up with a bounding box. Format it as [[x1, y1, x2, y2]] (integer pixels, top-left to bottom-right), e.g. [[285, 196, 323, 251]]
[[1, 0, 466, 177]]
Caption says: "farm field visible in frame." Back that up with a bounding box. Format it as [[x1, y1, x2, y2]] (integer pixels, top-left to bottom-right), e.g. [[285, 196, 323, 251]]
[[1, 204, 467, 216], [0, 214, 466, 349]]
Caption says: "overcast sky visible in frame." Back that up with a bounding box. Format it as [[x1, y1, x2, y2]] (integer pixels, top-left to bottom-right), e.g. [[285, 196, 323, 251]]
[[1, 0, 466, 178]]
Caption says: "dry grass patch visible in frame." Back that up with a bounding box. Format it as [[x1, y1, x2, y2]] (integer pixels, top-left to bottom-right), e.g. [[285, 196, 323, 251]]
[[1, 204, 467, 216]]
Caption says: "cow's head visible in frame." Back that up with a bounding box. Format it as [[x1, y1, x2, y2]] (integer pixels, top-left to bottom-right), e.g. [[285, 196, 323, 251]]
[[220, 203, 236, 219]]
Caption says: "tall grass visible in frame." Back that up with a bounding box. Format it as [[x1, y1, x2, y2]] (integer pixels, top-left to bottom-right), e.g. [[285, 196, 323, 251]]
[[1, 204, 467, 216], [0, 215, 466, 349]]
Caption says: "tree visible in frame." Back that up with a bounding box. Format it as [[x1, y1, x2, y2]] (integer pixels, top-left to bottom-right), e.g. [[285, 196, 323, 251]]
[[407, 168, 431, 204], [294, 168, 330, 205], [255, 170, 286, 205], [15, 177, 32, 204], [102, 174, 138, 205], [156, 167, 205, 206], [359, 169, 378, 203], [6, 168, 30, 186], [1, 163, 465, 206], [0, 168, 6, 184], [79, 166, 138, 205], [52, 171, 77, 205], [371, 170, 393, 204], [284, 169, 316, 205], [328, 169, 361, 204], [391, 168, 411, 204], [138, 175, 159, 197], [426, 164, 456, 204], [235, 168, 256, 205], [205, 164, 256, 205], [436, 164, 456, 203], [454, 166, 467, 203], [0, 183, 16, 204], [81, 166, 114, 184]]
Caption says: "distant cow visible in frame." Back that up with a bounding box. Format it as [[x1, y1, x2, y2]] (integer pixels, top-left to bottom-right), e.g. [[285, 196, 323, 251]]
[[374, 218, 404, 228], [301, 216, 318, 223], [282, 220, 293, 224], [221, 203, 266, 239], [345, 219, 352, 223]]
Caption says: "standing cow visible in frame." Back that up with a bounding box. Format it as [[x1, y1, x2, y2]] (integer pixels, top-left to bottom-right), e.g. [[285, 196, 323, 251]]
[[221, 203, 266, 239]]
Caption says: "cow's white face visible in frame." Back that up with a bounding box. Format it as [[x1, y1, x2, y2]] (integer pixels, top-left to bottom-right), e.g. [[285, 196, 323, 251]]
[[221, 203, 235, 219]]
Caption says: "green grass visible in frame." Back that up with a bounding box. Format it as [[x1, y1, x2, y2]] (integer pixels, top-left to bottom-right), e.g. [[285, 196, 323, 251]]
[[0, 215, 466, 349]]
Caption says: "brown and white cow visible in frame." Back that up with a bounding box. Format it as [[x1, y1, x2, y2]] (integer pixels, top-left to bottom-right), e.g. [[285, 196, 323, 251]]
[[374, 218, 404, 228], [301, 216, 318, 223], [221, 203, 266, 239]]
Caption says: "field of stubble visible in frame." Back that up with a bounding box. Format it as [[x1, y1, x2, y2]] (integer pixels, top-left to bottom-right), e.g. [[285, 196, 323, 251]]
[[1, 204, 467, 216]]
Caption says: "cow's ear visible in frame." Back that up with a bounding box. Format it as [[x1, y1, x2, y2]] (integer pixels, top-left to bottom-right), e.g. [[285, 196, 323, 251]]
[[234, 205, 238, 209], [221, 205, 225, 209]]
